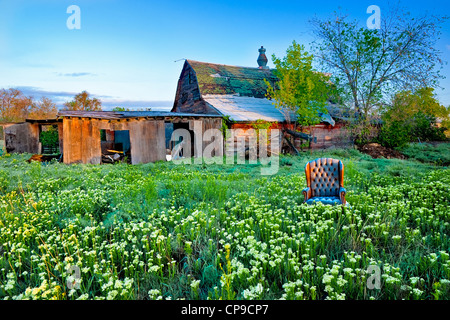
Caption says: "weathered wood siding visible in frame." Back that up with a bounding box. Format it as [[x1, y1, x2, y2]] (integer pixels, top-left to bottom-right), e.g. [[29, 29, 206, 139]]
[[228, 123, 282, 156], [128, 120, 166, 164], [201, 118, 223, 158], [171, 118, 223, 159], [4, 122, 40, 154], [227, 122, 351, 153], [63, 117, 101, 164], [63, 117, 167, 165], [309, 123, 351, 149], [172, 62, 220, 115]]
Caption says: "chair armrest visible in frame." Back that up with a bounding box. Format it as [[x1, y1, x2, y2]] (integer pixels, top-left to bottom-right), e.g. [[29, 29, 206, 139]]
[[339, 187, 346, 205], [302, 187, 311, 201]]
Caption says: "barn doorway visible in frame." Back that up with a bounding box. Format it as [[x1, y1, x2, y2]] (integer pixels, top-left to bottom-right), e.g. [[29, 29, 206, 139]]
[[100, 129, 131, 163], [40, 125, 60, 154], [170, 122, 195, 160]]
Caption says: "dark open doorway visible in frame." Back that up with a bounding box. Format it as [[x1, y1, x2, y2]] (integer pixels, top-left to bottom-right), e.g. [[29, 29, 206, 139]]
[[100, 129, 131, 163]]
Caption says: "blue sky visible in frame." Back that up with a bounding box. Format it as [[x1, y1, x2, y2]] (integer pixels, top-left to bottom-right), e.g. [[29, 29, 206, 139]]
[[1, 0, 450, 110]]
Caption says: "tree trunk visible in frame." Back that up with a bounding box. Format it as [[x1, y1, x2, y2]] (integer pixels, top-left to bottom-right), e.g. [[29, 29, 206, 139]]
[[284, 129, 317, 143]]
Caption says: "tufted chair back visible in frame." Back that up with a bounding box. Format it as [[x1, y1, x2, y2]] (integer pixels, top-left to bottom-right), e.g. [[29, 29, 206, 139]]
[[305, 158, 344, 197]]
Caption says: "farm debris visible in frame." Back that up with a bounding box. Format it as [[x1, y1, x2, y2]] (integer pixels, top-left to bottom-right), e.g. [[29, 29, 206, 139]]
[[102, 152, 123, 163], [27, 154, 62, 163], [358, 143, 408, 159]]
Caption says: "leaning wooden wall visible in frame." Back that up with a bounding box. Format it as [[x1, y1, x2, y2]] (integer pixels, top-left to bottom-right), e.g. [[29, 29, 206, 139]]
[[128, 119, 166, 164], [185, 118, 223, 158], [64, 117, 167, 165], [63, 117, 101, 164], [202, 118, 223, 157], [4, 122, 40, 154]]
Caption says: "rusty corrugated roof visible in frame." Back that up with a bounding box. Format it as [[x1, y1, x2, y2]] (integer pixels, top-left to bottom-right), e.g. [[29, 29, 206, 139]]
[[187, 60, 278, 99]]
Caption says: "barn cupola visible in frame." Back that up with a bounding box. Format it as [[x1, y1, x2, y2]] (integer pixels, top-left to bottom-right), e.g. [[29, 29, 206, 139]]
[[257, 46, 269, 69]]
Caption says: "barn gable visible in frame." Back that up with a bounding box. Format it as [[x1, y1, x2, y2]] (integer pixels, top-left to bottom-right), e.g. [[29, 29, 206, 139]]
[[171, 58, 281, 119], [172, 61, 220, 115]]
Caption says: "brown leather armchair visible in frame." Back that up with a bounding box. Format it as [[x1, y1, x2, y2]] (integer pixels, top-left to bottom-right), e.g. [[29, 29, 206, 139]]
[[302, 158, 347, 206]]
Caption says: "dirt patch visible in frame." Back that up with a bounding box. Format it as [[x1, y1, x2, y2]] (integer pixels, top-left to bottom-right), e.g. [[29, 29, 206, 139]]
[[357, 143, 408, 160]]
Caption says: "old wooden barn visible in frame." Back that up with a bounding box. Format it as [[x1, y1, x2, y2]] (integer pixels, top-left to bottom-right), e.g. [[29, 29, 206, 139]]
[[1, 111, 223, 164], [171, 46, 351, 151]]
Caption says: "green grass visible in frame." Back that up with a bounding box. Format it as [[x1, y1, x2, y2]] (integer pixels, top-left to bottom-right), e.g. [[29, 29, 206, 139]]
[[398, 142, 450, 166], [0, 145, 449, 300]]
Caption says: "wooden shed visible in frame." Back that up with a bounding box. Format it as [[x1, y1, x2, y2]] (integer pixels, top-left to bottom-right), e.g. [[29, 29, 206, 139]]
[[57, 110, 223, 165]]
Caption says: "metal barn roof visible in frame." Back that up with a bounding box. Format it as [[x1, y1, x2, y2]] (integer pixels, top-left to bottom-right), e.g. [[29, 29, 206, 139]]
[[203, 94, 289, 122], [203, 94, 335, 125]]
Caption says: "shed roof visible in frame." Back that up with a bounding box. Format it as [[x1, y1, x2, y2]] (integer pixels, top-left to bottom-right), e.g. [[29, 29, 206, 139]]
[[57, 110, 222, 120], [187, 60, 278, 99], [26, 118, 61, 124]]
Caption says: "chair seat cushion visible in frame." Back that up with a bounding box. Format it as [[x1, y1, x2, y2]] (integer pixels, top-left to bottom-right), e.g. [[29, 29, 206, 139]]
[[306, 196, 342, 205]]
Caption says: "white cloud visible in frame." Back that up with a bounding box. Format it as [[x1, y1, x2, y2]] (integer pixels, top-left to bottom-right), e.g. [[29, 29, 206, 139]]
[[57, 72, 97, 77]]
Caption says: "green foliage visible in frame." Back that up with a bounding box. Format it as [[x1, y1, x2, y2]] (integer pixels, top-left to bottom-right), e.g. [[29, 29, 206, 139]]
[[348, 120, 380, 147], [39, 126, 59, 149], [221, 115, 234, 139], [111, 107, 130, 111], [310, 10, 447, 119], [0, 170, 8, 193], [412, 112, 447, 142], [378, 88, 449, 148], [377, 120, 411, 149], [391, 88, 450, 121], [0, 147, 449, 300], [265, 41, 331, 127], [63, 91, 102, 111], [399, 143, 450, 166], [251, 119, 272, 131]]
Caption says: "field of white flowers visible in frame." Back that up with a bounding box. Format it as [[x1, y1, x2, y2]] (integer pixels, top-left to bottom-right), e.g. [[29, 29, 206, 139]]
[[0, 144, 449, 300]]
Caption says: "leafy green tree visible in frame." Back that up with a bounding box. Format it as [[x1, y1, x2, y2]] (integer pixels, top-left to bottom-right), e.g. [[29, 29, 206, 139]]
[[265, 41, 332, 128], [388, 87, 449, 121], [310, 6, 447, 124], [63, 91, 102, 111], [111, 107, 130, 111], [378, 87, 449, 147]]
